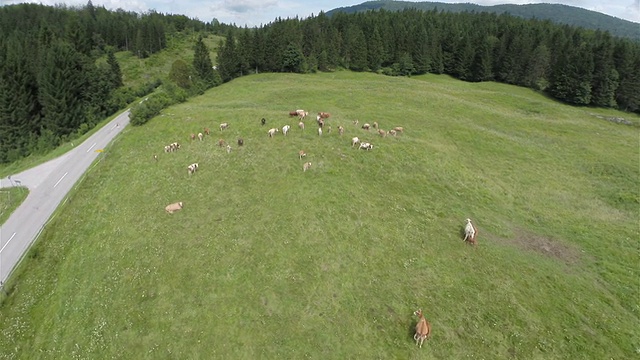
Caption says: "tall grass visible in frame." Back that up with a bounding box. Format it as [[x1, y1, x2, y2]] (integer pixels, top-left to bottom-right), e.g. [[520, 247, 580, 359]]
[[0, 72, 637, 359]]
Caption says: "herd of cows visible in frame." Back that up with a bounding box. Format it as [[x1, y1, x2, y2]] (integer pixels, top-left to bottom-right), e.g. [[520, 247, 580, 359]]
[[158, 109, 479, 347]]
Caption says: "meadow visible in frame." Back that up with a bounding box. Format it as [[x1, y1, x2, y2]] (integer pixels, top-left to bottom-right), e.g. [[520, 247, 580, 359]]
[[0, 71, 638, 359]]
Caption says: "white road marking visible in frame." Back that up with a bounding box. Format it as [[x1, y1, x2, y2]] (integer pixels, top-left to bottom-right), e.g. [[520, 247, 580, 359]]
[[0, 232, 16, 253], [54, 172, 68, 188], [86, 143, 97, 153]]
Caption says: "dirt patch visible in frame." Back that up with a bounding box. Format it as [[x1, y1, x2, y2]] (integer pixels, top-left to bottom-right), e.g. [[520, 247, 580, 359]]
[[505, 229, 584, 266]]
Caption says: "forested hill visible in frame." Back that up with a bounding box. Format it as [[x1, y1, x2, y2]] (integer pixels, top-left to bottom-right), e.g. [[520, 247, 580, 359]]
[[326, 1, 640, 41]]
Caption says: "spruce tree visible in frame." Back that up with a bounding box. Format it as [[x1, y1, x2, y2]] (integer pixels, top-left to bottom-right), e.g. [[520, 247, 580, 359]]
[[106, 48, 123, 88], [192, 36, 215, 87]]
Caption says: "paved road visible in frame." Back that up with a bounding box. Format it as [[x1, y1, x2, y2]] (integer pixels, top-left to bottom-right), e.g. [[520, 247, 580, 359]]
[[0, 110, 130, 285]]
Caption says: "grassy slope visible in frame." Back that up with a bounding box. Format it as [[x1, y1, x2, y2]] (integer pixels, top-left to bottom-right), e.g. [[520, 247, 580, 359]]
[[0, 72, 638, 359]]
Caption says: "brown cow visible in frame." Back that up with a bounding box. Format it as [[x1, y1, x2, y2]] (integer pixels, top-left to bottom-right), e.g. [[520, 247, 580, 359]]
[[413, 309, 432, 348]]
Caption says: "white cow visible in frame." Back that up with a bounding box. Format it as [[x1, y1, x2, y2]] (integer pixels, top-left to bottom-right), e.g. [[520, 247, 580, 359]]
[[282, 125, 291, 136]]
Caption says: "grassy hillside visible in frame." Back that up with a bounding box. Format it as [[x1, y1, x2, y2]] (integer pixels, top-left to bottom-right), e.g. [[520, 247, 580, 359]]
[[0, 72, 638, 359]]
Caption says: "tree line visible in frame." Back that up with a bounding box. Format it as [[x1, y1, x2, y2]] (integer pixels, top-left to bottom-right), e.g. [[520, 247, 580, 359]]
[[2, 3, 639, 163], [216, 9, 640, 114]]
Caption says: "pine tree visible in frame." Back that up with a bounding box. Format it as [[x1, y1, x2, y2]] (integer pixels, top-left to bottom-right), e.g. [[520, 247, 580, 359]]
[[217, 31, 238, 82], [282, 43, 304, 73], [106, 48, 123, 88], [38, 40, 88, 140], [192, 36, 215, 87]]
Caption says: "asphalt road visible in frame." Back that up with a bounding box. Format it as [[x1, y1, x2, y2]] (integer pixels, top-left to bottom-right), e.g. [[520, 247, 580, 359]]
[[0, 110, 130, 285]]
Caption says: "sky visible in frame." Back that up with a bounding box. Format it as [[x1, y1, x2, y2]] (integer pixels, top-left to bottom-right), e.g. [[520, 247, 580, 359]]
[[3, 0, 639, 26]]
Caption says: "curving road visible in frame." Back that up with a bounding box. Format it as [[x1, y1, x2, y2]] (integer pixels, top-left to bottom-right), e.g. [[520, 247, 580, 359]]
[[0, 110, 130, 286]]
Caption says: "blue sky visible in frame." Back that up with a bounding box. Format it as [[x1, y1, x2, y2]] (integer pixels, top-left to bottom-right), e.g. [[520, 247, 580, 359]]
[[4, 1, 639, 25]]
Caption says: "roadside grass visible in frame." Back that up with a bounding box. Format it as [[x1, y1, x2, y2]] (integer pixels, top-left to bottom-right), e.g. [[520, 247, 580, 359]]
[[0, 72, 638, 359], [0, 187, 28, 226]]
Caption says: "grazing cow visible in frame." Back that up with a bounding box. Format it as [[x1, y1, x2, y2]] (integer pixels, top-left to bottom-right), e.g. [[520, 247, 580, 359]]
[[204, 128, 211, 135], [318, 112, 331, 119], [298, 150, 307, 160], [218, 139, 225, 147], [464, 218, 477, 245], [353, 120, 359, 126], [373, 121, 379, 129], [153, 154, 158, 161], [389, 129, 397, 137], [165, 201, 184, 214], [393, 126, 404, 133], [289, 111, 299, 117], [198, 132, 204, 141], [327, 125, 332, 134], [268, 128, 279, 137], [297, 110, 309, 120], [338, 126, 344, 136], [378, 129, 387, 137], [303, 162, 312, 172], [413, 309, 432, 348], [359, 142, 373, 150], [190, 133, 196, 141], [165, 142, 181, 152], [220, 122, 229, 131], [318, 127, 323, 136], [226, 145, 232, 154], [261, 118, 266, 126], [362, 123, 371, 130], [298, 121, 305, 131], [237, 138, 244, 146], [282, 125, 291, 136], [317, 118, 325, 128], [351, 137, 360, 147], [187, 163, 199, 175]]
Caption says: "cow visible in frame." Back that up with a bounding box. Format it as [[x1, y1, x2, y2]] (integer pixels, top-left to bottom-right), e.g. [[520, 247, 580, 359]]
[[237, 138, 244, 146], [389, 129, 397, 137], [204, 128, 211, 135], [298, 121, 305, 131], [393, 126, 404, 133], [226, 145, 232, 154], [190, 133, 196, 141], [282, 125, 291, 136], [220, 122, 229, 131], [362, 123, 371, 130], [261, 118, 266, 126], [303, 162, 312, 172], [318, 112, 331, 119], [318, 127, 323, 136], [218, 139, 225, 147], [413, 309, 432, 348], [464, 218, 477, 245], [165, 201, 184, 214], [373, 121, 379, 129], [359, 142, 373, 150], [378, 129, 387, 137], [351, 137, 360, 147], [338, 126, 344, 136], [268, 128, 279, 137], [198, 132, 204, 141], [187, 163, 199, 175], [298, 150, 307, 160]]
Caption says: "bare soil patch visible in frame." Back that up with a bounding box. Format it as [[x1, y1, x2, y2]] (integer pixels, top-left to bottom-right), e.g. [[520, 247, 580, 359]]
[[505, 229, 584, 266]]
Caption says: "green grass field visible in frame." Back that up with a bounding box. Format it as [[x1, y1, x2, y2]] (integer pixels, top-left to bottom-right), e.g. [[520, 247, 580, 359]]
[[0, 71, 638, 359]]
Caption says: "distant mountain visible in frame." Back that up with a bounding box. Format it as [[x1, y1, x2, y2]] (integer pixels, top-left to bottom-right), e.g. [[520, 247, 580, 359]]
[[326, 1, 640, 41]]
